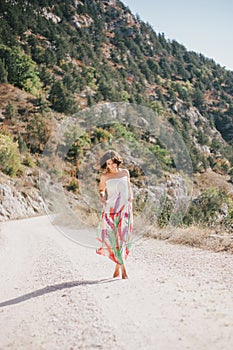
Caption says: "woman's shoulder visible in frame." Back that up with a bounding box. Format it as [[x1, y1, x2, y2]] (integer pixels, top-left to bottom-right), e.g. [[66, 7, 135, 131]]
[[119, 168, 129, 177], [100, 172, 108, 180], [100, 171, 116, 180]]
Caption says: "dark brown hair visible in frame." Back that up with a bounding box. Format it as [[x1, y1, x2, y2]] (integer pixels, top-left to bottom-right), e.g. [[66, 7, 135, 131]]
[[99, 150, 123, 169]]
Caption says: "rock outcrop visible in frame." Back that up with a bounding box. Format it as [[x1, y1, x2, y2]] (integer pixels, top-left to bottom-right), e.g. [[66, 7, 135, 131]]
[[0, 174, 45, 221]]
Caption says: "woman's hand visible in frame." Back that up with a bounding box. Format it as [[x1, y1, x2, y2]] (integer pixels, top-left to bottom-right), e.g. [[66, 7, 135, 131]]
[[100, 195, 106, 207], [99, 176, 106, 207], [100, 189, 106, 207]]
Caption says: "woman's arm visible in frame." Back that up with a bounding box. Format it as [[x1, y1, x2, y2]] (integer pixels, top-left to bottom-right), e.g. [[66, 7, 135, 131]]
[[124, 169, 133, 202], [99, 175, 106, 206]]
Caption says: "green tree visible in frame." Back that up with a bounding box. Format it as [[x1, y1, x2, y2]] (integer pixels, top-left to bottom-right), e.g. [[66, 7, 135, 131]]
[[159, 58, 171, 78], [18, 133, 28, 154], [192, 88, 205, 108], [39, 66, 53, 86], [0, 45, 41, 94], [147, 58, 160, 75], [0, 59, 8, 83], [48, 81, 77, 114], [43, 48, 57, 67], [3, 102, 17, 121], [26, 114, 52, 153], [197, 130, 209, 145]]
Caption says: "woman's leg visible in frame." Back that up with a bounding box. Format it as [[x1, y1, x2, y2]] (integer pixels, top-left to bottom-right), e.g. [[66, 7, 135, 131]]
[[113, 263, 120, 278], [120, 264, 128, 279]]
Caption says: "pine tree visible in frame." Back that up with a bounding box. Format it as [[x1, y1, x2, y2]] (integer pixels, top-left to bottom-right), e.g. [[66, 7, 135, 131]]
[[192, 88, 205, 108], [48, 81, 77, 114], [0, 59, 8, 83], [3, 102, 17, 121], [18, 133, 28, 154]]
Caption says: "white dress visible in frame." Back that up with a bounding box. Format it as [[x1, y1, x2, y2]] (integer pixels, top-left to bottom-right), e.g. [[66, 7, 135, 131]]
[[96, 176, 133, 264], [105, 176, 129, 213]]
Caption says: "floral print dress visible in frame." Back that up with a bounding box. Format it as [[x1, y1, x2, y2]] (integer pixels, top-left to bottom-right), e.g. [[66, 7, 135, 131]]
[[96, 176, 133, 265]]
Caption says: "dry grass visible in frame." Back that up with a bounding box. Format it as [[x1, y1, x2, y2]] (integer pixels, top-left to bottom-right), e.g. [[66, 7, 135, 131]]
[[52, 194, 100, 229], [149, 225, 233, 254], [0, 84, 35, 113], [194, 169, 233, 196]]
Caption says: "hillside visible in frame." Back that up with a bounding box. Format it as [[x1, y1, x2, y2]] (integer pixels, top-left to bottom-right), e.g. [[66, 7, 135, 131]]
[[0, 0, 233, 233]]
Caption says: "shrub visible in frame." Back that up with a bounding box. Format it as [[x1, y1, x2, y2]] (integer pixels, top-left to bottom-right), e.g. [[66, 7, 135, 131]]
[[22, 153, 35, 167], [0, 134, 22, 176], [66, 179, 79, 193], [183, 188, 230, 226], [157, 196, 174, 227]]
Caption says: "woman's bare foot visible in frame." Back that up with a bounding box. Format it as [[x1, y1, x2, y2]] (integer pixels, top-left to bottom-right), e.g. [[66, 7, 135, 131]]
[[113, 264, 120, 278], [121, 264, 128, 279]]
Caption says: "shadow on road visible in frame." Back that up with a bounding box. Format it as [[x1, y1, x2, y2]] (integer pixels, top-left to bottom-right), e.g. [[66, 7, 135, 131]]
[[0, 278, 118, 307]]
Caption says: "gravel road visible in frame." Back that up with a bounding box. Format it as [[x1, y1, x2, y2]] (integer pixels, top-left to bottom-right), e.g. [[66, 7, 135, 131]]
[[0, 216, 233, 350]]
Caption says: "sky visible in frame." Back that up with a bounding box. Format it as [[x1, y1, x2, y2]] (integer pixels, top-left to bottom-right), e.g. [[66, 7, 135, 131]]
[[122, 0, 233, 71]]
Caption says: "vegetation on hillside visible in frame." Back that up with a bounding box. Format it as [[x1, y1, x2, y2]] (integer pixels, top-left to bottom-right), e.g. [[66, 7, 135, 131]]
[[0, 0, 232, 230]]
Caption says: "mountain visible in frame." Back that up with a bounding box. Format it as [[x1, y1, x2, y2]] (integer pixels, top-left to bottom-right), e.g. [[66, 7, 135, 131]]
[[0, 0, 232, 230]]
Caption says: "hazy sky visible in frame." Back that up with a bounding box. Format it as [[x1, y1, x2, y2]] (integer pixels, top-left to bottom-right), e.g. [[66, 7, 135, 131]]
[[122, 0, 233, 71]]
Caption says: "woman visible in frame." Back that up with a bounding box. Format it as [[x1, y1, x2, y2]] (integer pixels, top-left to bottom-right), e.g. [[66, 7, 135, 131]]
[[96, 150, 133, 279]]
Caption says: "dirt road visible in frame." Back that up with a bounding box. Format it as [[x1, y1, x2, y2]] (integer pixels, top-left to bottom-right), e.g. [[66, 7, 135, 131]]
[[0, 216, 233, 350]]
